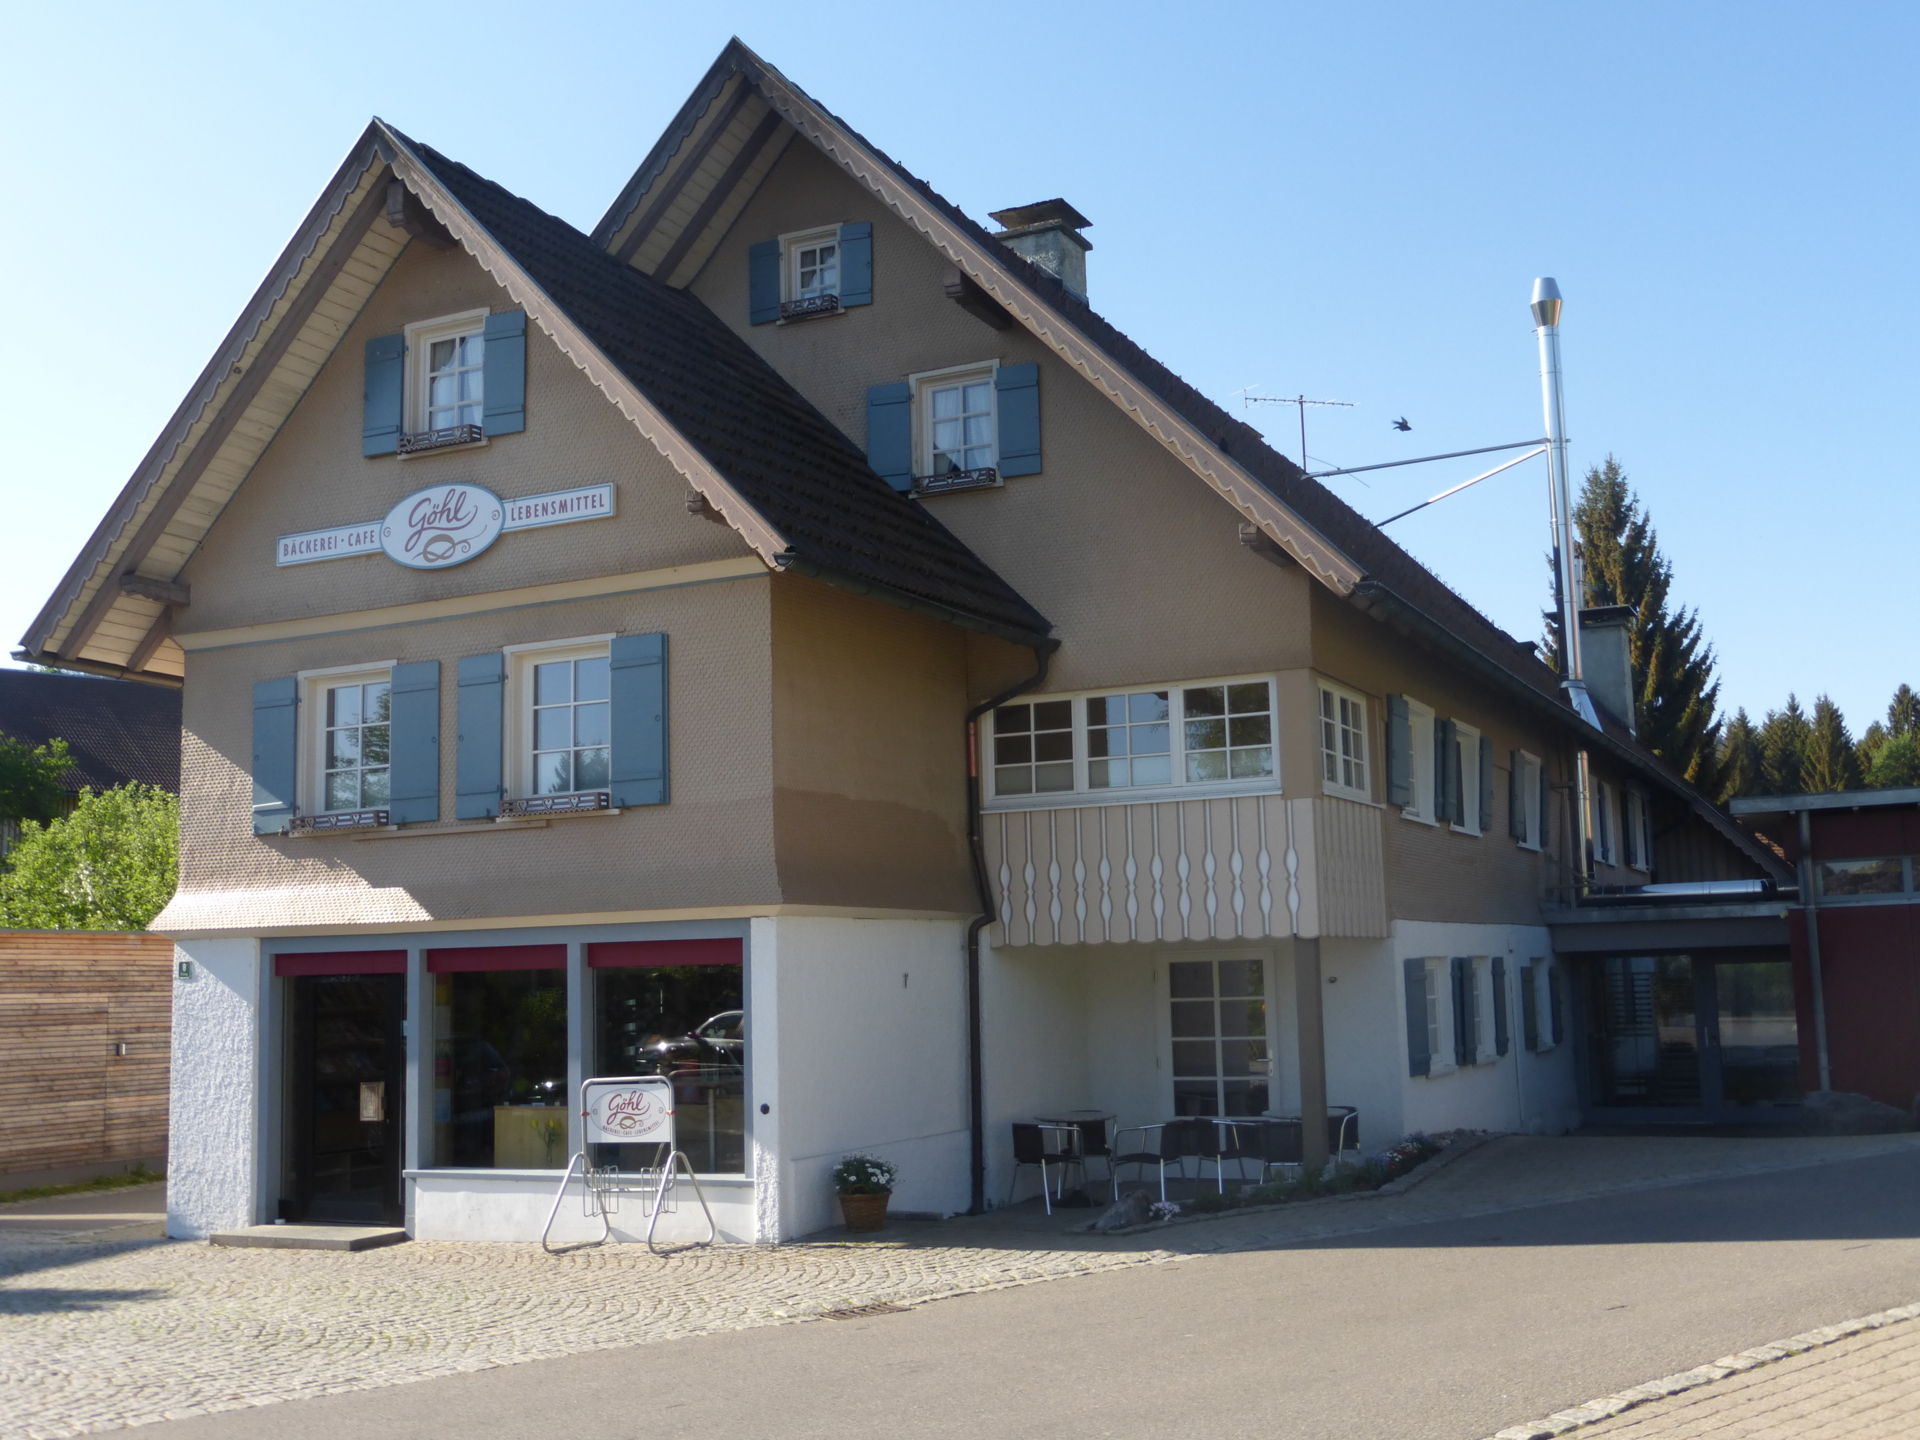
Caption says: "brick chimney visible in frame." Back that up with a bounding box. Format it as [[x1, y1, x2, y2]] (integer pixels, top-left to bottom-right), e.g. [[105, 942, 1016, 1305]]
[[989, 200, 1092, 301]]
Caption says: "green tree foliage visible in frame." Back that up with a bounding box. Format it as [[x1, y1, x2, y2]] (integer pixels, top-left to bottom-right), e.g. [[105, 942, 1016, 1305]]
[[1801, 696, 1861, 793], [1716, 709, 1762, 802], [1867, 733, 1920, 788], [1758, 695, 1810, 796], [1547, 457, 1723, 791], [1856, 683, 1919, 779], [0, 784, 178, 930], [0, 733, 73, 824]]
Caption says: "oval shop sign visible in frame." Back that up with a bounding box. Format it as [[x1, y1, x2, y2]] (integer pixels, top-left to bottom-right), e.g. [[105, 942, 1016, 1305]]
[[380, 483, 505, 569]]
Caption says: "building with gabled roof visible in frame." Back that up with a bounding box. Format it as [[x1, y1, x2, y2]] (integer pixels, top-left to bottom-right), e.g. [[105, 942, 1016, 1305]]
[[23, 41, 1794, 1244]]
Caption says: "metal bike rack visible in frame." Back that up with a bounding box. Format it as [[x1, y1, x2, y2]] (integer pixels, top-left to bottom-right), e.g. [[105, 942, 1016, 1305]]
[[540, 1074, 716, 1255]]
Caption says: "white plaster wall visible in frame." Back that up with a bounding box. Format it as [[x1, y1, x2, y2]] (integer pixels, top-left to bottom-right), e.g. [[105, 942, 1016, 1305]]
[[411, 1173, 757, 1244], [1392, 921, 1580, 1137], [165, 937, 262, 1238], [1321, 939, 1408, 1150], [980, 939, 1090, 1208], [767, 916, 970, 1239]]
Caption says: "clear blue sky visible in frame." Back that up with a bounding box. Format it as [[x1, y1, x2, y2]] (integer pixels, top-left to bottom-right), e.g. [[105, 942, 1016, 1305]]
[[5, 2, 1913, 733]]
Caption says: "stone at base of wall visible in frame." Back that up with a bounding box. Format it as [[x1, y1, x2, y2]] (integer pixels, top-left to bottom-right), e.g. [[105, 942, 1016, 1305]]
[[0, 1155, 168, 1194]]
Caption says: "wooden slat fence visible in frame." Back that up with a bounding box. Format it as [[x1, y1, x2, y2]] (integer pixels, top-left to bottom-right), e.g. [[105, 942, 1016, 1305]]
[[0, 929, 172, 1185]]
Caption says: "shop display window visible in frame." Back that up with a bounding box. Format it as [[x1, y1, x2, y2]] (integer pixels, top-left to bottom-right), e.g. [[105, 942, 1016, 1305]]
[[431, 957, 568, 1169], [592, 953, 744, 1175]]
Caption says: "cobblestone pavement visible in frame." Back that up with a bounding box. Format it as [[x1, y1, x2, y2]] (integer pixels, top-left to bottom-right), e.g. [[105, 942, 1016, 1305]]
[[1485, 1306, 1920, 1440], [6, 1134, 1919, 1439]]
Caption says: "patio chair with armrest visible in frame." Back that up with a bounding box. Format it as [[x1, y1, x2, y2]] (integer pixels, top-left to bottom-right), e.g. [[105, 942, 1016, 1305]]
[[1108, 1120, 1197, 1204], [1008, 1122, 1083, 1215]]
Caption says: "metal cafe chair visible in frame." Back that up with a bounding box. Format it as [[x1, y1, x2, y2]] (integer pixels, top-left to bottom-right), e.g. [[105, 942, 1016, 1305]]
[[1111, 1118, 1201, 1204], [1247, 1116, 1305, 1182], [1036, 1111, 1118, 1201], [1261, 1107, 1361, 1166], [1194, 1117, 1271, 1192], [1008, 1122, 1084, 1215]]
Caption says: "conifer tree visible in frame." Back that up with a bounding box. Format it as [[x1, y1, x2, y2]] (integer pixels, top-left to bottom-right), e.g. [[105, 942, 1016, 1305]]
[[1716, 708, 1762, 801], [1759, 695, 1811, 795], [1546, 457, 1723, 790], [1857, 683, 1919, 784], [1801, 695, 1861, 793]]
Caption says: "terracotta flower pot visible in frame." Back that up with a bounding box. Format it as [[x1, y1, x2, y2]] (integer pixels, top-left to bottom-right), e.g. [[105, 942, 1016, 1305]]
[[837, 1190, 891, 1232]]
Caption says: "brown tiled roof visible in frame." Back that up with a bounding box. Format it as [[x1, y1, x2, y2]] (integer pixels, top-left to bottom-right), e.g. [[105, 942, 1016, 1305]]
[[0, 670, 180, 799], [405, 140, 1053, 648]]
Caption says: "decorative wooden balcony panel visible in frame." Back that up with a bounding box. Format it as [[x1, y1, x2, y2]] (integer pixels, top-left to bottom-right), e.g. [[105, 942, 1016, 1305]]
[[985, 795, 1386, 947]]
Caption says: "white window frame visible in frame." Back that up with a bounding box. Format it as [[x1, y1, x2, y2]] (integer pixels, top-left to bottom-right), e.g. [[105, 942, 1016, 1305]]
[[779, 225, 843, 303], [1159, 950, 1277, 1119], [909, 360, 999, 481], [1317, 681, 1371, 803], [1516, 751, 1544, 851], [1403, 698, 1438, 825], [1419, 957, 1457, 1078], [1624, 790, 1652, 872], [297, 661, 396, 817], [1472, 956, 1499, 1063], [502, 636, 614, 802], [403, 308, 491, 436], [1527, 959, 1558, 1052], [1453, 722, 1483, 836], [983, 674, 1282, 811], [1592, 781, 1617, 866]]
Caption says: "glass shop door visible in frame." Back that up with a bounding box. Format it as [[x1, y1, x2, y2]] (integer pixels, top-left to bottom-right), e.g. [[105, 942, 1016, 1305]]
[[287, 973, 406, 1224]]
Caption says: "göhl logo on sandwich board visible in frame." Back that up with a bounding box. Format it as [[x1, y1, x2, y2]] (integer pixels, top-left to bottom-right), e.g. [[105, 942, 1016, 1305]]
[[381, 484, 505, 570]]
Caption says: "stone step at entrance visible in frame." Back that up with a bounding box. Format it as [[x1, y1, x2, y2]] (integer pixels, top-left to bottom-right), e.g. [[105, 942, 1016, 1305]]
[[210, 1224, 409, 1252]]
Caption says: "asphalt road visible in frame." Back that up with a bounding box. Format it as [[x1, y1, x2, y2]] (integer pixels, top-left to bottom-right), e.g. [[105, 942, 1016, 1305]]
[[144, 1149, 1920, 1440]]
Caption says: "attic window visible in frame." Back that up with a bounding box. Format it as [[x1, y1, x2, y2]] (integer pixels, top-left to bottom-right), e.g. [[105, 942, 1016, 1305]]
[[400, 308, 491, 453], [780, 227, 842, 320]]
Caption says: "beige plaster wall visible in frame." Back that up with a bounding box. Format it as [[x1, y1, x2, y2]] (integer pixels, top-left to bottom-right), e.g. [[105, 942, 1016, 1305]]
[[685, 140, 1318, 697], [770, 575, 976, 912], [177, 238, 756, 638], [167, 580, 779, 932]]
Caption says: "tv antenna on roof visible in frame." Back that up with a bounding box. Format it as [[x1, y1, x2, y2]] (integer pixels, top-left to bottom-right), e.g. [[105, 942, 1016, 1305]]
[[1243, 393, 1353, 470]]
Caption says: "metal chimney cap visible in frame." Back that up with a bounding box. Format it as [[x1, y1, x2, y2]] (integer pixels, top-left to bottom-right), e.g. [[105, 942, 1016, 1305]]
[[1531, 276, 1563, 328]]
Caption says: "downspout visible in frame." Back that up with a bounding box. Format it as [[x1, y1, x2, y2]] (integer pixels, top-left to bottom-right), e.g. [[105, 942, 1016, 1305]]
[[964, 644, 1053, 1214], [1797, 810, 1834, 1092]]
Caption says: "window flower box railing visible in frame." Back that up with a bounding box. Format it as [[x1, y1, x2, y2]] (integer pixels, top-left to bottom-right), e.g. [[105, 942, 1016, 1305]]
[[397, 423, 484, 455], [290, 809, 390, 834], [779, 294, 841, 321], [913, 466, 1000, 497], [502, 791, 612, 817]]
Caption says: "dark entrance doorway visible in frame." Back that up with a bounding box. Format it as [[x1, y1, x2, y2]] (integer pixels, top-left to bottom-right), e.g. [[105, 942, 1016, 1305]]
[[1585, 953, 1801, 1122], [286, 970, 405, 1224]]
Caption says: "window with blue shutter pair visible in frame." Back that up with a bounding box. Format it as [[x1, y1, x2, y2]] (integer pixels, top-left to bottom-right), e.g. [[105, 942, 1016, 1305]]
[[749, 223, 872, 324], [863, 364, 1041, 493], [249, 634, 667, 833], [362, 310, 527, 457]]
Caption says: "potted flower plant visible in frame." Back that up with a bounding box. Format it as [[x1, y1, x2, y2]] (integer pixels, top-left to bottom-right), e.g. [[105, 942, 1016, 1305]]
[[830, 1153, 898, 1232]]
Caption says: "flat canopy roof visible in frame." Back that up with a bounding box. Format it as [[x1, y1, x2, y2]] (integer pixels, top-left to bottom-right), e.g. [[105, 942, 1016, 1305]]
[[1730, 786, 1920, 817]]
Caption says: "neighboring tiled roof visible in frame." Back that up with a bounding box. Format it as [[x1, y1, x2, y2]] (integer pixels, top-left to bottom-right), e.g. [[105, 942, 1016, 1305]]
[[405, 139, 1053, 647], [0, 670, 181, 797]]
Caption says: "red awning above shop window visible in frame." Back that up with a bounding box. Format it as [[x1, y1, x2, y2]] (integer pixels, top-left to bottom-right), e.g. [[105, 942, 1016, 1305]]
[[426, 944, 567, 973], [586, 938, 743, 968], [274, 951, 407, 977]]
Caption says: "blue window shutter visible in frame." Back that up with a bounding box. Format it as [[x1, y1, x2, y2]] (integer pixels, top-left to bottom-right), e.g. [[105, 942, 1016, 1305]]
[[1492, 955, 1510, 1056], [1479, 735, 1495, 832], [749, 239, 781, 324], [1451, 956, 1473, 1065], [482, 310, 526, 436], [1403, 957, 1430, 1078], [1520, 962, 1540, 1051], [1548, 962, 1565, 1045], [455, 654, 505, 820], [610, 632, 668, 807], [1386, 696, 1412, 807], [866, 382, 913, 492], [1436, 720, 1460, 824], [362, 334, 404, 456], [838, 222, 872, 307], [995, 363, 1041, 477], [251, 677, 298, 835], [1540, 763, 1553, 849], [387, 661, 440, 825]]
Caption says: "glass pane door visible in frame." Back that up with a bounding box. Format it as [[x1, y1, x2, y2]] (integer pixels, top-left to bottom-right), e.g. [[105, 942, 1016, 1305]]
[[289, 974, 405, 1224], [1169, 958, 1269, 1116], [1713, 960, 1801, 1106], [1590, 955, 1701, 1107]]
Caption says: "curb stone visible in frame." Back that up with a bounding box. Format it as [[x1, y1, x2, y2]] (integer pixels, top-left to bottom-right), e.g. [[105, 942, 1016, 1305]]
[[1082, 1131, 1500, 1237], [1479, 1300, 1920, 1440]]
